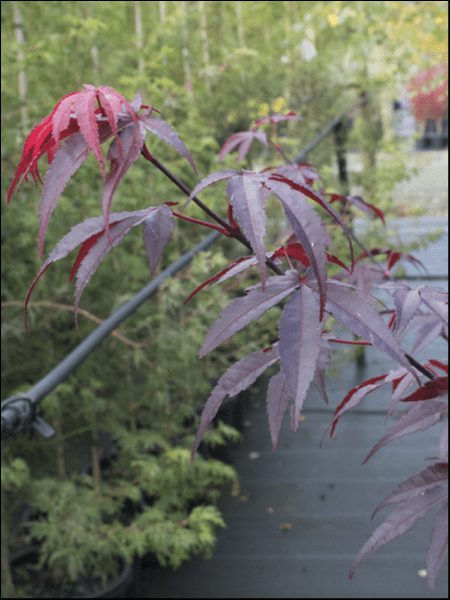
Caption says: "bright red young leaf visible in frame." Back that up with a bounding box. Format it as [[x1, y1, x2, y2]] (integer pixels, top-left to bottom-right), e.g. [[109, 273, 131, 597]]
[[400, 377, 448, 403], [7, 85, 134, 205], [8, 85, 195, 253]]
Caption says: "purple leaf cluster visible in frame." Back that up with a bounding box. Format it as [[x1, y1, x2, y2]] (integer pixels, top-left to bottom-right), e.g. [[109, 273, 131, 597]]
[[6, 85, 448, 591]]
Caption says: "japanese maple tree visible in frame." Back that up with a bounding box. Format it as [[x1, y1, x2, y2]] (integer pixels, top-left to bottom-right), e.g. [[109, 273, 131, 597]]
[[6, 85, 448, 590]]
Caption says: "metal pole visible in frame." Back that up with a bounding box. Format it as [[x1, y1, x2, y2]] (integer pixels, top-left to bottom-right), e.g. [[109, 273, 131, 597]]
[[1, 231, 220, 437]]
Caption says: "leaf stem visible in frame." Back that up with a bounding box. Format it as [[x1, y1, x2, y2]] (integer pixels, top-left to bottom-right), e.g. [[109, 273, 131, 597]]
[[405, 354, 436, 381], [142, 149, 435, 383], [172, 211, 230, 236], [141, 149, 283, 275], [142, 149, 231, 231]]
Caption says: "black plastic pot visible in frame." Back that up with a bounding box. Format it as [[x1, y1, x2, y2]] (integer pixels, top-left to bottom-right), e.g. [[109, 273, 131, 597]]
[[10, 545, 135, 599]]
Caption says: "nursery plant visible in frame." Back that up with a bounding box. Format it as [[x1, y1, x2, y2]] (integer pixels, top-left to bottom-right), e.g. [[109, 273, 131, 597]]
[[1, 374, 239, 599], [4, 84, 448, 594]]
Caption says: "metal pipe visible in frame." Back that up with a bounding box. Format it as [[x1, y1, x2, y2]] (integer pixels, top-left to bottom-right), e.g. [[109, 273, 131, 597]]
[[1, 231, 220, 436]]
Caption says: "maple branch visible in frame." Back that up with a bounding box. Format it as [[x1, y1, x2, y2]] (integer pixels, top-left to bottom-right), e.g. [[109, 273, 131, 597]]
[[271, 140, 293, 165], [142, 150, 232, 232], [142, 150, 283, 276]]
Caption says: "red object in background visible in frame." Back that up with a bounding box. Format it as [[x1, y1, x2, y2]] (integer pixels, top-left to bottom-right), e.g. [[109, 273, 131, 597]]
[[409, 63, 448, 121]]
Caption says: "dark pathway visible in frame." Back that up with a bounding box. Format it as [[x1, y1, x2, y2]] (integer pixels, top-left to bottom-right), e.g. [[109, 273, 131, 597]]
[[129, 219, 448, 599]]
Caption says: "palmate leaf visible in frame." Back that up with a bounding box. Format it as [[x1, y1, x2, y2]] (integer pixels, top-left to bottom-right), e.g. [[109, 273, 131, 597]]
[[266, 370, 290, 451], [219, 130, 268, 163], [199, 271, 299, 358], [266, 178, 330, 319], [427, 501, 449, 590], [141, 116, 197, 174], [38, 133, 90, 256], [227, 174, 269, 288], [329, 193, 386, 224], [187, 170, 238, 207], [192, 345, 279, 457], [278, 286, 321, 428], [102, 122, 146, 232], [330, 374, 388, 437], [363, 399, 448, 464], [350, 485, 448, 581], [142, 205, 174, 276], [25, 207, 172, 322], [324, 282, 418, 379], [371, 463, 448, 519], [183, 257, 257, 305], [313, 333, 333, 405], [419, 293, 449, 325], [8, 85, 196, 257], [407, 313, 447, 355], [268, 173, 353, 264], [391, 286, 422, 336]]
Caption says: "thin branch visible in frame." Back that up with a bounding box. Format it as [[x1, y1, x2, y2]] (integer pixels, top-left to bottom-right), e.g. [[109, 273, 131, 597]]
[[2, 301, 146, 350], [142, 151, 284, 275], [142, 127, 437, 383], [143, 151, 232, 232]]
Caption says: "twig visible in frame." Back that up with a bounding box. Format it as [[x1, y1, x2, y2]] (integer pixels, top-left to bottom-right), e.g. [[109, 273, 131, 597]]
[[142, 150, 283, 276], [2, 301, 146, 350]]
